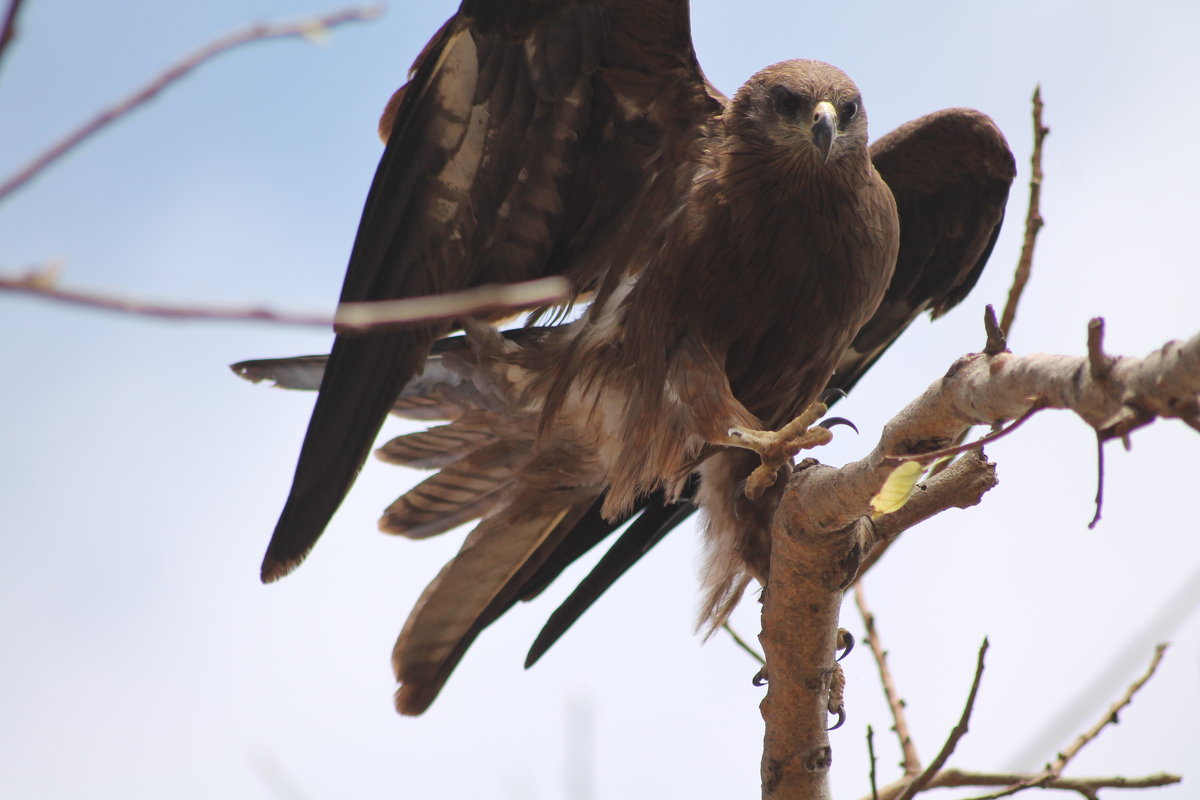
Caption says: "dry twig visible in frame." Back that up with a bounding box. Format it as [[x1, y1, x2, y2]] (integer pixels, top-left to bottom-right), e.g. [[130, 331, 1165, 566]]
[[963, 644, 1170, 800], [0, 266, 570, 329], [0, 0, 26, 75], [0, 4, 382, 202], [855, 585, 921, 777], [867, 725, 881, 800], [864, 644, 1178, 799], [895, 639, 989, 800], [723, 623, 766, 666], [999, 86, 1049, 336]]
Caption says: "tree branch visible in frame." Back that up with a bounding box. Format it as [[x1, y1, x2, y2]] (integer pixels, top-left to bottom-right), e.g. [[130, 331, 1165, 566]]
[[855, 585, 922, 778], [0, 4, 382, 203], [786, 324, 1200, 546], [895, 639, 989, 800], [760, 325, 1197, 798], [0, 266, 569, 329], [962, 644, 1170, 800], [999, 86, 1049, 337], [861, 647, 1177, 800], [0, 0, 26, 76]]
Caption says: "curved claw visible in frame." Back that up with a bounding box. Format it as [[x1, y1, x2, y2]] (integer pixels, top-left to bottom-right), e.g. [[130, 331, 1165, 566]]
[[836, 628, 855, 662], [820, 387, 849, 405], [819, 416, 859, 434], [752, 668, 769, 687], [827, 707, 847, 731]]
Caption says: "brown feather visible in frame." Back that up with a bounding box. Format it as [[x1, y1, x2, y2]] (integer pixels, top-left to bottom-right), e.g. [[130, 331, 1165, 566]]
[[242, 2, 1015, 715]]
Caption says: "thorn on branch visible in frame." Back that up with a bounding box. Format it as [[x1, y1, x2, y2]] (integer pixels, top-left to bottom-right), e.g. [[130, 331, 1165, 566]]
[[983, 305, 1008, 356], [1086, 318, 1116, 381]]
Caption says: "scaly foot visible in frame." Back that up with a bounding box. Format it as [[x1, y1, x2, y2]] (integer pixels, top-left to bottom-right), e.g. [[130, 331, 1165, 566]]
[[724, 402, 833, 500]]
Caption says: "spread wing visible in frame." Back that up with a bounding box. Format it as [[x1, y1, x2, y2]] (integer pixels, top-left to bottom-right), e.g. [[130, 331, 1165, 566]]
[[239, 105, 1015, 671], [831, 108, 1016, 393], [518, 109, 1016, 664], [261, 0, 722, 582]]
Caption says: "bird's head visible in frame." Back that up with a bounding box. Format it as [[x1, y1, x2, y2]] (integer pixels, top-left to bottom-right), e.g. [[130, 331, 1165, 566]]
[[729, 59, 868, 168]]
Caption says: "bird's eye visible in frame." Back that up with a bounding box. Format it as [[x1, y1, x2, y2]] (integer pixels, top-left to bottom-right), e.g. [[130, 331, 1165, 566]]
[[772, 86, 805, 117], [840, 100, 859, 122]]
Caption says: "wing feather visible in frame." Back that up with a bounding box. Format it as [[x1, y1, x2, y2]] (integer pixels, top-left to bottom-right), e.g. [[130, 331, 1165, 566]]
[[831, 108, 1015, 394], [260, 1, 720, 582]]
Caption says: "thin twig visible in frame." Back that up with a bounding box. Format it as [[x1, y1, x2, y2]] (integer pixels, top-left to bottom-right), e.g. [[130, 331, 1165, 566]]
[[1051, 643, 1167, 772], [896, 638, 989, 800], [0, 0, 26, 76], [999, 86, 1049, 336], [855, 584, 921, 777], [867, 725, 880, 800], [0, 267, 570, 329], [891, 403, 1042, 464], [915, 768, 1179, 798], [722, 623, 766, 665], [1089, 432, 1105, 530], [962, 644, 1169, 800], [0, 4, 383, 202]]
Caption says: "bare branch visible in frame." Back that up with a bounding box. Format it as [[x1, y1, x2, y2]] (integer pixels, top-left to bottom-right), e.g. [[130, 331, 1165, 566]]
[[785, 325, 1200, 543], [999, 86, 1049, 336], [896, 639, 989, 800], [1089, 433, 1105, 530], [722, 623, 766, 666], [959, 644, 1169, 800], [915, 769, 1179, 798], [0, 4, 383, 202], [0, 266, 570, 329], [0, 0, 26, 76], [1050, 644, 1168, 775], [768, 326, 1195, 799], [866, 725, 880, 800], [855, 585, 922, 777]]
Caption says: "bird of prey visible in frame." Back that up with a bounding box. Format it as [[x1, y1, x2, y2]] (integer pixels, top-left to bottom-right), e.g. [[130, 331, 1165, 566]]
[[237, 1, 1014, 715]]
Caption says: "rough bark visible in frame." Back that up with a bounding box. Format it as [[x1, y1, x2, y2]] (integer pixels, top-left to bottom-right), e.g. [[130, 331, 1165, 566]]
[[758, 328, 1200, 799]]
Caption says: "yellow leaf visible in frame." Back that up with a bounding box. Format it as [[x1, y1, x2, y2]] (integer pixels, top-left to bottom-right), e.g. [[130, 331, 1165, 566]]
[[870, 461, 924, 517]]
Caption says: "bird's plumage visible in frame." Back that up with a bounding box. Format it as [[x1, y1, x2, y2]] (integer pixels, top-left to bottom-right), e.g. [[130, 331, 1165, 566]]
[[236, 0, 1014, 715]]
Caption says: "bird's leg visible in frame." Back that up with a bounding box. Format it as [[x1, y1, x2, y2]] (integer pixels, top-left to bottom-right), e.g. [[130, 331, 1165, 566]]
[[723, 402, 832, 500]]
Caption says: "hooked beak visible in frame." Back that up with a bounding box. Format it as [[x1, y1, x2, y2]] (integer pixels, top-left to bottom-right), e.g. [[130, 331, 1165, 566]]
[[811, 100, 838, 163]]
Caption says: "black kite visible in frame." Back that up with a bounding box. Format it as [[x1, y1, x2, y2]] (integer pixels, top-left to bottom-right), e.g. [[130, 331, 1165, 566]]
[[236, 0, 1014, 715]]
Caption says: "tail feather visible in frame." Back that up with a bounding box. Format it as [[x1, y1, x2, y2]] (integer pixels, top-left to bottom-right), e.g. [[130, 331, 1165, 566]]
[[392, 493, 592, 715], [380, 442, 523, 539], [377, 413, 501, 469]]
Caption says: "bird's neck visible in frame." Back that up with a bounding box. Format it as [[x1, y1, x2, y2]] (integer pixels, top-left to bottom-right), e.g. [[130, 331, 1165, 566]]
[[715, 137, 872, 203]]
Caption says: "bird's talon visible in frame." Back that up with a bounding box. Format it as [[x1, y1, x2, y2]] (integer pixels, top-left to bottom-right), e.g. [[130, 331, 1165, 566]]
[[726, 402, 834, 499], [819, 416, 859, 434], [836, 628, 855, 661], [827, 706, 847, 731]]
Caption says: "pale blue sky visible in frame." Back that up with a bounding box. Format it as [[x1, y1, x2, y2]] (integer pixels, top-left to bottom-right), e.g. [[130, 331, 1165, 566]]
[[2, 2, 1198, 798]]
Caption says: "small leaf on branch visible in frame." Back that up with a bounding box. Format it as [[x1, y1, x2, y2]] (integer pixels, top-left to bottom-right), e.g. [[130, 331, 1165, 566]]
[[871, 461, 926, 516]]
